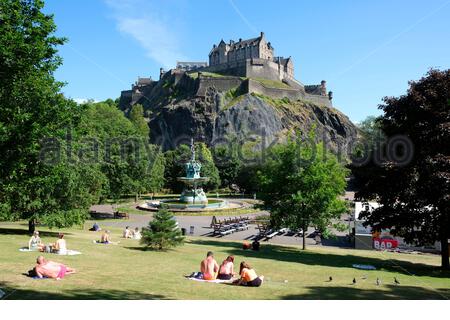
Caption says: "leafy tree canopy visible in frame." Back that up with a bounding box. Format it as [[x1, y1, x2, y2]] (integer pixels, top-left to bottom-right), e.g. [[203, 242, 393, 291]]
[[258, 132, 349, 249], [353, 69, 450, 269]]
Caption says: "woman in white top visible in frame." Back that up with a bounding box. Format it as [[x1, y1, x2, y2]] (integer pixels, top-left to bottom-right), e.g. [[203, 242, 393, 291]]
[[133, 227, 142, 240], [54, 233, 67, 255], [28, 231, 45, 251], [123, 226, 132, 238]]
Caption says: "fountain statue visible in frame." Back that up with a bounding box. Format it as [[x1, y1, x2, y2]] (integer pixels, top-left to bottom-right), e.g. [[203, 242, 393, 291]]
[[139, 138, 245, 211], [177, 139, 209, 204]]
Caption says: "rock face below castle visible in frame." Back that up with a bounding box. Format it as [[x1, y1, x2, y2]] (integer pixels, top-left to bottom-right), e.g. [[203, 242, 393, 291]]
[[119, 71, 359, 155]]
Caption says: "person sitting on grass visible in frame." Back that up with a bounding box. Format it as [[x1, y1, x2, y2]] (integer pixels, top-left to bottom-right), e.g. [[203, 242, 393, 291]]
[[217, 255, 235, 280], [101, 230, 111, 243], [234, 261, 264, 287], [123, 226, 132, 239], [132, 227, 142, 240], [53, 233, 67, 255], [28, 231, 45, 252], [89, 222, 101, 231], [35, 256, 76, 280], [200, 251, 219, 280]]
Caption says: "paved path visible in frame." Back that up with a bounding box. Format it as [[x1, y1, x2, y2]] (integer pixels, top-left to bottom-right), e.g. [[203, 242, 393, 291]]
[[95, 211, 352, 248]]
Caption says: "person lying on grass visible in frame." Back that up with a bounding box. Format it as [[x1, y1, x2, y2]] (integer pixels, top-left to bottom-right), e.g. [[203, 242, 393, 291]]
[[234, 261, 264, 287], [217, 255, 236, 280], [200, 251, 219, 280], [28, 231, 45, 252], [35, 256, 76, 280]]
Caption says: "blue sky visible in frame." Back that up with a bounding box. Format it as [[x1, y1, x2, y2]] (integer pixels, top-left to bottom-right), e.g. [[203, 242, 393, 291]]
[[44, 0, 450, 122]]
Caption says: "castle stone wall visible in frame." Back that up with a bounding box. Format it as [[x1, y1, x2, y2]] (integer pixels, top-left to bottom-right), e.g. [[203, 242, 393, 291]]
[[196, 76, 244, 97], [199, 59, 247, 77], [246, 79, 331, 107], [199, 58, 294, 84], [246, 58, 283, 82], [303, 93, 332, 107]]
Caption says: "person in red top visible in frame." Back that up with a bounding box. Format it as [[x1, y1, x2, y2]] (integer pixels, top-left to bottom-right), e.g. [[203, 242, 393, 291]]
[[234, 261, 264, 287]]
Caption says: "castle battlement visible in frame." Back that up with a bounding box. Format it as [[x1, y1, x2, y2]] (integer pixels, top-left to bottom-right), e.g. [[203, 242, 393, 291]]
[[120, 33, 333, 111]]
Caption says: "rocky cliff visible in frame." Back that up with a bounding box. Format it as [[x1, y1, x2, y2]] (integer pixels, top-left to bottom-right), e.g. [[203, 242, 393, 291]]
[[120, 72, 359, 156]]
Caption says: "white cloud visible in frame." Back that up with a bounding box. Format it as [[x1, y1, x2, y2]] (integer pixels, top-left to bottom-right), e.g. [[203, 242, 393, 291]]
[[73, 98, 99, 104], [104, 0, 187, 69]]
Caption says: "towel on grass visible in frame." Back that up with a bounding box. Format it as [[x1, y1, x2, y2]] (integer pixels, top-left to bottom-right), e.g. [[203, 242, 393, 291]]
[[186, 277, 233, 283], [352, 264, 376, 270], [92, 240, 120, 245], [19, 248, 82, 255]]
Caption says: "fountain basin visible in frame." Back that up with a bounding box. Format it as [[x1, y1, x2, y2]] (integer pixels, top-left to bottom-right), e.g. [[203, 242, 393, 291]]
[[137, 198, 250, 212]]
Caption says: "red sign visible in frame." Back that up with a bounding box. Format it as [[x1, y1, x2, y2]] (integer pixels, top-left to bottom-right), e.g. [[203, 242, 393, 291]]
[[373, 237, 399, 249]]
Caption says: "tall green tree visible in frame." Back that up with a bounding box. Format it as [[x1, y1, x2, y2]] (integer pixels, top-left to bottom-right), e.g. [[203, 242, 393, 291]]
[[129, 104, 150, 140], [164, 144, 190, 193], [196, 142, 220, 191], [258, 133, 348, 249], [0, 0, 101, 231], [79, 101, 165, 201], [353, 69, 450, 269], [141, 206, 184, 250], [213, 140, 242, 188]]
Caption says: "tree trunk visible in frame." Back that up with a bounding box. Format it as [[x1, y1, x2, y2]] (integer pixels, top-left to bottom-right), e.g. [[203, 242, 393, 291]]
[[302, 223, 306, 250], [440, 237, 449, 270], [28, 219, 35, 234]]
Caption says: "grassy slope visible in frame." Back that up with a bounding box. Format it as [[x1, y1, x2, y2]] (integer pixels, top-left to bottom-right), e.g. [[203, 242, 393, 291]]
[[0, 222, 449, 300]]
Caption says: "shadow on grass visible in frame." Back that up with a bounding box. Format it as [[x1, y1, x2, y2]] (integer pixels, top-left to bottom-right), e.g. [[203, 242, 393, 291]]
[[282, 285, 450, 300], [0, 282, 167, 300], [188, 239, 450, 279], [124, 246, 178, 253], [0, 227, 72, 237]]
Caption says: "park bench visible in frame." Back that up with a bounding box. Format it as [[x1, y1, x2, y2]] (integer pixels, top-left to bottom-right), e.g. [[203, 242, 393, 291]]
[[234, 223, 249, 232], [212, 223, 223, 235], [265, 230, 279, 240], [219, 228, 235, 236], [219, 224, 236, 236], [114, 211, 130, 219]]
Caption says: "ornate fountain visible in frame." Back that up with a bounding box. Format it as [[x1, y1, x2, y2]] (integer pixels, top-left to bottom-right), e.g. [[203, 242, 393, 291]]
[[177, 138, 209, 204], [138, 139, 242, 211]]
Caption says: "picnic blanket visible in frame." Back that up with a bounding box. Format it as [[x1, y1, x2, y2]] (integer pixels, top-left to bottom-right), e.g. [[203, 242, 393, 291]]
[[352, 264, 376, 270], [19, 248, 82, 256], [92, 240, 120, 245], [186, 277, 233, 283]]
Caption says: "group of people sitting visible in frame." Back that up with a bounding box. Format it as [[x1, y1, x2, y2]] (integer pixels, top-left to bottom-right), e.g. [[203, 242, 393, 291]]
[[197, 251, 264, 287], [28, 231, 67, 255], [122, 226, 142, 240]]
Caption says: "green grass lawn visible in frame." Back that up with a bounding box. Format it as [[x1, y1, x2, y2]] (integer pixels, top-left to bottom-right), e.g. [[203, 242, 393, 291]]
[[0, 222, 449, 300], [251, 77, 292, 89]]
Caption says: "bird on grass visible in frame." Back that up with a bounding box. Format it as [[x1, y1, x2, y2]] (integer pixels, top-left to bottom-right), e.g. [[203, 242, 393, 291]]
[[376, 278, 381, 286], [328, 276, 333, 282], [394, 277, 400, 285], [352, 278, 357, 284]]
